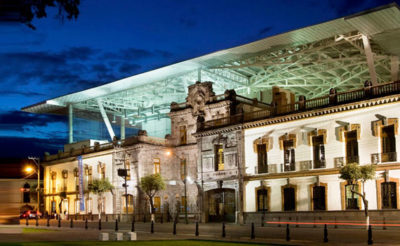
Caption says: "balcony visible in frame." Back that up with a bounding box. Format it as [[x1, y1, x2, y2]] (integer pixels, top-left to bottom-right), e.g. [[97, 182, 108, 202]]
[[346, 156, 359, 164], [313, 160, 326, 169], [254, 165, 268, 174], [199, 80, 400, 131], [371, 152, 397, 164], [281, 162, 296, 172]]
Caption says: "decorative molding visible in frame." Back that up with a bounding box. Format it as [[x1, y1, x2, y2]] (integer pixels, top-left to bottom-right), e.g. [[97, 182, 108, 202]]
[[195, 94, 400, 137]]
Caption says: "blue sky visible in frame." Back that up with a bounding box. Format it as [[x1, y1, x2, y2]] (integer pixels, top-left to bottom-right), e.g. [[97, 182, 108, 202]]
[[0, 0, 396, 158]]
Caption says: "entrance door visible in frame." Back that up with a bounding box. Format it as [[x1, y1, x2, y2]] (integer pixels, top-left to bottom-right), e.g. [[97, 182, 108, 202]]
[[283, 187, 295, 211], [313, 186, 326, 210], [382, 182, 397, 209], [207, 189, 236, 222]]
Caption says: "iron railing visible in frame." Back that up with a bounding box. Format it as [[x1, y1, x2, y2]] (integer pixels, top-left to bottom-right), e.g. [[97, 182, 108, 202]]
[[199, 80, 400, 130]]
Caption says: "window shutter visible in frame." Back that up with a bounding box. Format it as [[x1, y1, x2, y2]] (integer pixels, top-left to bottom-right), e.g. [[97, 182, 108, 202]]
[[290, 148, 295, 164], [318, 129, 327, 144], [319, 144, 325, 161], [351, 124, 361, 140], [388, 118, 399, 135]]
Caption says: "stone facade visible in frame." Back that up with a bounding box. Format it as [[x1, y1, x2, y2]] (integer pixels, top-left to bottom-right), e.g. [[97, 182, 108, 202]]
[[42, 80, 400, 224]]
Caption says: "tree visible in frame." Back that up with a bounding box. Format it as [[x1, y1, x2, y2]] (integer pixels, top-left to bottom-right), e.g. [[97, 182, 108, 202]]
[[339, 163, 376, 228], [0, 0, 80, 30], [88, 178, 114, 219], [140, 173, 166, 222]]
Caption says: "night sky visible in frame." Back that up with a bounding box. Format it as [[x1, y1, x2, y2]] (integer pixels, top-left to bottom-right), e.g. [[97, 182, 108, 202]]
[[0, 0, 397, 158]]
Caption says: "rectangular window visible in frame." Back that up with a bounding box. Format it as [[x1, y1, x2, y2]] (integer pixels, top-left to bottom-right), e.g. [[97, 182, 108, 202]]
[[125, 160, 131, 180], [181, 196, 186, 213], [312, 135, 326, 168], [74, 169, 79, 191], [99, 164, 106, 180], [123, 195, 134, 213], [180, 159, 187, 180], [74, 199, 80, 214], [381, 125, 396, 162], [154, 196, 161, 212], [283, 140, 295, 171], [154, 158, 160, 174], [257, 144, 268, 173], [51, 172, 57, 193], [179, 125, 187, 145], [345, 184, 359, 209], [345, 130, 359, 164], [214, 145, 224, 171], [257, 189, 268, 211], [86, 198, 92, 214]]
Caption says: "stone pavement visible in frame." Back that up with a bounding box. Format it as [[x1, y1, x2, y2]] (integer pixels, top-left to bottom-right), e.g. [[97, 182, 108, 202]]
[[1, 219, 399, 245]]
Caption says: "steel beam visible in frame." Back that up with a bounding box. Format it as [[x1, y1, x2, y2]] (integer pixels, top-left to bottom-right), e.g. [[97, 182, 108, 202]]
[[97, 99, 116, 140], [362, 34, 377, 85]]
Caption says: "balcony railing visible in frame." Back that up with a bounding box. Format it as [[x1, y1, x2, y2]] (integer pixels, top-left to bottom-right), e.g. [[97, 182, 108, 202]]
[[199, 80, 400, 131], [381, 152, 397, 162], [255, 165, 268, 174], [346, 155, 359, 164], [372, 152, 397, 163]]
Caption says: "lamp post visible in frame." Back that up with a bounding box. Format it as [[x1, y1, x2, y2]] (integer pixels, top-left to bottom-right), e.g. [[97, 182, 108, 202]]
[[28, 157, 41, 213], [166, 151, 189, 224]]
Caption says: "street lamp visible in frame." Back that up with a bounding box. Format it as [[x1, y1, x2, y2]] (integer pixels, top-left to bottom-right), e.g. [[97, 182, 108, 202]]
[[26, 157, 41, 213], [166, 150, 189, 224]]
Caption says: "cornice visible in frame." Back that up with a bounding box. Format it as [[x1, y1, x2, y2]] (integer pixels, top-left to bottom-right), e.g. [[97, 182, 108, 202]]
[[195, 94, 400, 137], [244, 162, 400, 181]]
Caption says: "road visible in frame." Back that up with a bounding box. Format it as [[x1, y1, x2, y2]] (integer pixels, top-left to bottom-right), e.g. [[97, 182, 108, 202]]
[[10, 218, 400, 245]]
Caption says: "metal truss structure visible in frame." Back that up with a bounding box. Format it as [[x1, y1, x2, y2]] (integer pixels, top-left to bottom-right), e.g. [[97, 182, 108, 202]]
[[22, 4, 400, 141]]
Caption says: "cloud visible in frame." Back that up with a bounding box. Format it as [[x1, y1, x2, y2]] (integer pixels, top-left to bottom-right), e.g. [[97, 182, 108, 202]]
[[0, 110, 65, 132], [0, 136, 65, 158], [119, 63, 141, 74], [0, 90, 45, 97]]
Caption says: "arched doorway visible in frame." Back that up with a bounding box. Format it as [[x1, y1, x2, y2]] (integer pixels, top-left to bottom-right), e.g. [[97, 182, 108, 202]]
[[207, 188, 236, 222]]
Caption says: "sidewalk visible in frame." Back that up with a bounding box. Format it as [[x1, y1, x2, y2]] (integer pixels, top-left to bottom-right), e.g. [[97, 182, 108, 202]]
[[6, 219, 400, 245]]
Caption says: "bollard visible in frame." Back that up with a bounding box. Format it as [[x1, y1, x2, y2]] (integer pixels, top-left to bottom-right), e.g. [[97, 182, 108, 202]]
[[251, 222, 255, 239], [383, 217, 387, 230], [47, 217, 50, 227], [85, 218, 88, 230], [261, 214, 264, 227], [296, 216, 299, 228], [323, 224, 328, 243], [98, 218, 101, 230], [36, 216, 39, 227], [286, 224, 290, 241], [173, 220, 176, 235], [70, 218, 73, 228], [151, 221, 154, 234], [58, 217, 61, 228], [26, 217, 29, 226], [131, 220, 135, 232], [222, 222, 226, 238], [115, 219, 118, 232], [368, 225, 373, 245], [195, 221, 199, 236], [334, 217, 338, 229], [278, 216, 281, 227]]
